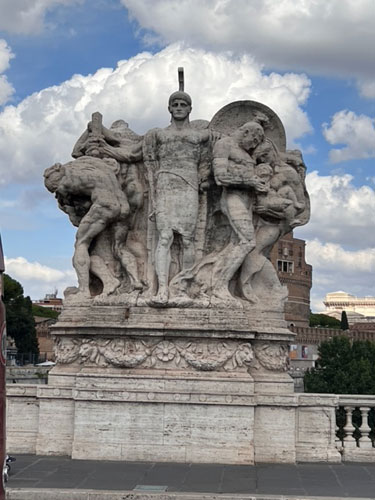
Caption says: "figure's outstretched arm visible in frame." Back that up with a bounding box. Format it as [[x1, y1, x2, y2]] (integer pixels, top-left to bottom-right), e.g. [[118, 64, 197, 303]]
[[84, 137, 143, 163]]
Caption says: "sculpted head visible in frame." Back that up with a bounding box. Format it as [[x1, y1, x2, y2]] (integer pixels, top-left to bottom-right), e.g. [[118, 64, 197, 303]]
[[110, 119, 129, 132], [282, 149, 306, 178], [55, 337, 80, 364], [254, 138, 278, 165], [237, 121, 265, 151], [44, 163, 65, 193], [255, 163, 273, 182], [168, 91, 192, 121]]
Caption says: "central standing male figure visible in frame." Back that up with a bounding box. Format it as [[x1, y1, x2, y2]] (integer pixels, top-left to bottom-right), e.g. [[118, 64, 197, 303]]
[[144, 86, 210, 305]]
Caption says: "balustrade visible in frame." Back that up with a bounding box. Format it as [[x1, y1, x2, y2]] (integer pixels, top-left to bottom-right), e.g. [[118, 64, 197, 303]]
[[336, 396, 375, 460]]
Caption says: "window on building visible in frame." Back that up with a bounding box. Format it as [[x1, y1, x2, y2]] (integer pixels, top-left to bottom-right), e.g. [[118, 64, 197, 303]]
[[277, 260, 294, 273], [289, 344, 298, 359]]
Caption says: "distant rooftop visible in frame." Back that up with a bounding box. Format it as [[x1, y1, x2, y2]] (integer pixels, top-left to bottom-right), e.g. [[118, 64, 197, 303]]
[[324, 291, 375, 319]]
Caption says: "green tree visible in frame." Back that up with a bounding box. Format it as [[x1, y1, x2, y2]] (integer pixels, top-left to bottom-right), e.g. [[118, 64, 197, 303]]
[[4, 274, 39, 356], [340, 310, 349, 330], [309, 313, 341, 329], [32, 304, 59, 319], [304, 336, 375, 394]]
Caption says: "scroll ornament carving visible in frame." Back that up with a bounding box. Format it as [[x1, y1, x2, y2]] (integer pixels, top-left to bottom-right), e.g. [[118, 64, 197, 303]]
[[54, 337, 253, 372]]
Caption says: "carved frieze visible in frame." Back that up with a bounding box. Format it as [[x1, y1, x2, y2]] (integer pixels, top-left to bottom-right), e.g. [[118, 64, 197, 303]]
[[54, 336, 253, 372]]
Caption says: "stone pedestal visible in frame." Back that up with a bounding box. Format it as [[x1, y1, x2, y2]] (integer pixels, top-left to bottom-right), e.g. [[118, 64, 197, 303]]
[[35, 303, 296, 464]]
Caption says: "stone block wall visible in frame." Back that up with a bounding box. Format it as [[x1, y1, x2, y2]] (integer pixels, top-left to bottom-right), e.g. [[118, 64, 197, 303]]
[[6, 385, 342, 464]]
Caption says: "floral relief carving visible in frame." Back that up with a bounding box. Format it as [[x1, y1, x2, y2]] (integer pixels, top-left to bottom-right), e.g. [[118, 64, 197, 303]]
[[153, 341, 178, 363], [54, 336, 253, 372]]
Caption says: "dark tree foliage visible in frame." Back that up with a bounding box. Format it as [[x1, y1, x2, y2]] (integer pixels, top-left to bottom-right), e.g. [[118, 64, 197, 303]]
[[304, 336, 375, 394], [32, 304, 59, 319], [4, 274, 39, 355], [309, 313, 341, 329], [340, 310, 349, 330]]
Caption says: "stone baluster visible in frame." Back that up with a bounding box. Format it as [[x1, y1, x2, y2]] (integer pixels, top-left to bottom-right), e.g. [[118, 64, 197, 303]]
[[359, 407, 373, 450], [335, 419, 343, 450], [343, 406, 357, 448]]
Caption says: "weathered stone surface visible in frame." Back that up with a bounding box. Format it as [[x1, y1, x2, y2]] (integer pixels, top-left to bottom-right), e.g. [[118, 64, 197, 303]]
[[296, 406, 341, 462], [72, 400, 255, 463], [254, 406, 296, 463], [36, 396, 74, 456], [6, 385, 38, 454]]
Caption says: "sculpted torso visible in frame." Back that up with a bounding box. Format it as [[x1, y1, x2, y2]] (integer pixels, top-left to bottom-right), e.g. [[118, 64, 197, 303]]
[[154, 127, 209, 191], [156, 127, 209, 162]]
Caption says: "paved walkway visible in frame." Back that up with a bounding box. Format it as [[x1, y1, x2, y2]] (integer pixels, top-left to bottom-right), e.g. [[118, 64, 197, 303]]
[[6, 454, 375, 499]]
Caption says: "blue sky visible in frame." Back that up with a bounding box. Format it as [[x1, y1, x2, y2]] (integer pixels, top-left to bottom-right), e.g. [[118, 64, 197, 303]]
[[0, 0, 375, 311]]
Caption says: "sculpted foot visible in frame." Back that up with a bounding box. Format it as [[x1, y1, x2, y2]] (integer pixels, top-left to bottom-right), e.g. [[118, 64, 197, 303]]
[[148, 287, 169, 307], [103, 278, 121, 296], [211, 287, 241, 307], [132, 280, 145, 291], [241, 287, 259, 304], [170, 293, 194, 307]]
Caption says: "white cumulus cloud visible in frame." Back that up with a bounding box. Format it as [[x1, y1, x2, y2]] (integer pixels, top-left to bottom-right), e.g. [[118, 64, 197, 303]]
[[4, 256, 76, 299], [123, 0, 375, 94], [0, 39, 14, 106], [322, 110, 375, 163], [307, 240, 375, 274], [0, 43, 311, 187], [305, 239, 375, 311], [0, 0, 83, 35], [298, 171, 375, 247], [295, 171, 375, 311]]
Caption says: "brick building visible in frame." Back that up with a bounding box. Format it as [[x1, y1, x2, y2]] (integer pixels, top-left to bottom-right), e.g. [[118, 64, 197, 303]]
[[270, 231, 312, 327], [34, 317, 56, 361], [33, 291, 63, 313]]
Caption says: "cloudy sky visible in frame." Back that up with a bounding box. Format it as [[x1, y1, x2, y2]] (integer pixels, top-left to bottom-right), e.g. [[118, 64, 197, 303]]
[[0, 0, 375, 311]]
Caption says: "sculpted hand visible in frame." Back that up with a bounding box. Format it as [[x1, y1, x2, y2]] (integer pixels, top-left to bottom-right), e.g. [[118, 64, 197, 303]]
[[199, 180, 210, 192], [251, 177, 269, 193], [255, 204, 272, 216], [84, 137, 102, 157], [280, 199, 293, 209], [215, 171, 233, 186], [86, 137, 113, 157]]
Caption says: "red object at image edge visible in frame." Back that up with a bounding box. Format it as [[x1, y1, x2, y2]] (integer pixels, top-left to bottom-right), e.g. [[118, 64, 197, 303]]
[[0, 236, 6, 499]]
